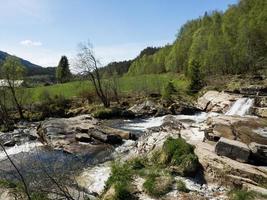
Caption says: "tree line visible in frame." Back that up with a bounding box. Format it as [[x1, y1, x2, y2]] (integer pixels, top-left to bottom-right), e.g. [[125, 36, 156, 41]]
[[128, 0, 267, 76]]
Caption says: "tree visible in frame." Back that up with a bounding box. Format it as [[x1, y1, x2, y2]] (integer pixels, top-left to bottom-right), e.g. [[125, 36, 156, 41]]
[[1, 56, 25, 119], [56, 55, 71, 83], [188, 59, 204, 93], [162, 81, 177, 102], [76, 41, 110, 107]]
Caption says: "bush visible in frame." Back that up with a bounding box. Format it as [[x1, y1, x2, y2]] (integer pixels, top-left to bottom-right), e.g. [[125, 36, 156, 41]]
[[36, 91, 70, 118], [162, 81, 177, 102], [105, 162, 135, 200], [158, 137, 199, 176], [143, 173, 173, 197], [176, 179, 189, 193]]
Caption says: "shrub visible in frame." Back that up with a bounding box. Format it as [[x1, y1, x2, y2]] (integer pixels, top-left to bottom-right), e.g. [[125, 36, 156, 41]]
[[105, 162, 135, 200], [176, 179, 189, 193], [162, 81, 177, 102], [159, 137, 199, 176], [143, 173, 173, 197]]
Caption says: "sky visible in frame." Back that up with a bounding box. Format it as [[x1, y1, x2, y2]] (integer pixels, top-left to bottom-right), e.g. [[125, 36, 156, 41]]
[[0, 0, 238, 67]]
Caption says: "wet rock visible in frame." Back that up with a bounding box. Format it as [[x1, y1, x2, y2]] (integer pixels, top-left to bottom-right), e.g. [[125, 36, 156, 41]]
[[155, 107, 172, 117], [239, 85, 267, 96], [168, 103, 201, 115], [253, 107, 267, 118], [89, 129, 122, 144], [3, 140, 16, 147], [215, 137, 250, 163], [128, 100, 158, 117], [75, 133, 92, 143], [249, 142, 267, 165], [197, 91, 240, 113]]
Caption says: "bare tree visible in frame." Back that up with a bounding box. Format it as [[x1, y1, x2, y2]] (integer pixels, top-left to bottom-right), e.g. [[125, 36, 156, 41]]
[[76, 41, 110, 107]]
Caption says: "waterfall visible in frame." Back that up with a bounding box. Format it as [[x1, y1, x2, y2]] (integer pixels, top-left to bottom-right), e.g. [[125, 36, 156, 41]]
[[226, 98, 254, 116]]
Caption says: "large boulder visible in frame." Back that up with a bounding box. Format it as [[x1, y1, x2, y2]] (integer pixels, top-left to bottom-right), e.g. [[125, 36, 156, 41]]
[[197, 91, 240, 113], [168, 102, 201, 115], [204, 115, 267, 145], [195, 142, 267, 188], [215, 137, 250, 163], [37, 115, 132, 154], [249, 142, 267, 165], [128, 100, 158, 117]]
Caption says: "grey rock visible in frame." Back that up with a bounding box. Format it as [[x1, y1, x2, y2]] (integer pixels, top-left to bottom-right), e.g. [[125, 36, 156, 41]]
[[215, 137, 250, 163], [249, 142, 267, 165]]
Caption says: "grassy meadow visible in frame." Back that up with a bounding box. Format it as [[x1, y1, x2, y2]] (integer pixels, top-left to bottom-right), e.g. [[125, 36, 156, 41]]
[[25, 73, 189, 103]]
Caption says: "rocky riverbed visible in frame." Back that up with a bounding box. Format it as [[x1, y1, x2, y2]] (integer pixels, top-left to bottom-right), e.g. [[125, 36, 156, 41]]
[[1, 90, 267, 199]]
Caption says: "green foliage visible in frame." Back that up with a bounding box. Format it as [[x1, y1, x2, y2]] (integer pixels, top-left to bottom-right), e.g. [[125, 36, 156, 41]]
[[162, 81, 177, 101], [56, 55, 71, 83], [143, 173, 173, 197], [25, 73, 189, 104], [176, 179, 189, 193], [1, 56, 25, 80], [105, 162, 135, 200], [159, 137, 199, 176], [228, 189, 257, 200], [36, 90, 70, 118], [188, 59, 204, 93], [127, 0, 267, 77]]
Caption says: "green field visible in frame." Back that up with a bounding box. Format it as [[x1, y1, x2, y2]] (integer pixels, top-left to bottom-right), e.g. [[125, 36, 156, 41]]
[[26, 73, 189, 103]]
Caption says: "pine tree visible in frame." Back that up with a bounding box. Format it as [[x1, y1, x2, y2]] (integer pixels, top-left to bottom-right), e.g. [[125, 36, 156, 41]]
[[56, 56, 71, 83], [188, 60, 203, 94]]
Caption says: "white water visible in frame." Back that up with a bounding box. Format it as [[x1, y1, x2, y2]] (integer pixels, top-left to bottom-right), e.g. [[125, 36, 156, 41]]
[[122, 112, 219, 132], [122, 115, 166, 131], [0, 142, 43, 161], [226, 98, 254, 116]]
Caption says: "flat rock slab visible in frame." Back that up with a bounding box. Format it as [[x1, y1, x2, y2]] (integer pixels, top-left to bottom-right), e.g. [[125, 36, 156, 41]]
[[195, 142, 267, 187], [197, 91, 240, 113], [37, 115, 132, 155], [205, 115, 267, 145], [215, 137, 250, 163]]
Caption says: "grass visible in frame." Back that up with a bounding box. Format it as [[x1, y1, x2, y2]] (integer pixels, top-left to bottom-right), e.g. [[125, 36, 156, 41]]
[[0, 179, 49, 200], [228, 189, 262, 200], [157, 137, 199, 176], [105, 162, 135, 200], [143, 173, 173, 197], [176, 179, 189, 193], [25, 73, 189, 103], [103, 137, 200, 199]]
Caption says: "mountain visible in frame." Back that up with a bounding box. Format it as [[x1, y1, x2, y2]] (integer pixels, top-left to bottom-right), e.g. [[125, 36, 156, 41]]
[[0, 50, 56, 77]]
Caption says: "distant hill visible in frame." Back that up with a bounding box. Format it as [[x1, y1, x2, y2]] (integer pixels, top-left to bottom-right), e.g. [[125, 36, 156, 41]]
[[128, 0, 267, 76], [0, 50, 56, 77]]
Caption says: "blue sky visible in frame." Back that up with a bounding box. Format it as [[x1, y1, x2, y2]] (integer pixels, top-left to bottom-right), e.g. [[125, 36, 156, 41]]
[[0, 0, 237, 67]]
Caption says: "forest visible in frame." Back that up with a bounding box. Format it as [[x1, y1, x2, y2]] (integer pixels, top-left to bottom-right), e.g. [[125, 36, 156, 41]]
[[128, 0, 267, 76]]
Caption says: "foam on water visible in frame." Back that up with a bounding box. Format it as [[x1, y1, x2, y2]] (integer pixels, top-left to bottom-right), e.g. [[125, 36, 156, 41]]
[[226, 98, 254, 116], [0, 142, 43, 161], [122, 115, 166, 131]]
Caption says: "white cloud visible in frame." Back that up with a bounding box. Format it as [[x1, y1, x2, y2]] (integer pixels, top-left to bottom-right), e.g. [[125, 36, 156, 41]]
[[20, 40, 42, 47]]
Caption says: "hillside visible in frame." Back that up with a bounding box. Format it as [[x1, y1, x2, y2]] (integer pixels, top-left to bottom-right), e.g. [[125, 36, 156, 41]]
[[0, 50, 56, 77], [128, 0, 267, 76]]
